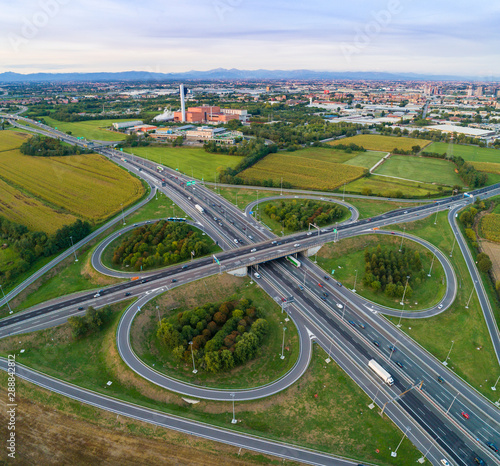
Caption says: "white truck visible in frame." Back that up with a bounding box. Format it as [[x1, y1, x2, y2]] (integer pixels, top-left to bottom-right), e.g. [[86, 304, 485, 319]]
[[195, 204, 204, 214], [368, 359, 394, 386]]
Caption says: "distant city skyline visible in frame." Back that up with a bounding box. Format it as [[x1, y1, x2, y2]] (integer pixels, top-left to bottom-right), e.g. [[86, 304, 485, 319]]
[[1, 0, 499, 77]]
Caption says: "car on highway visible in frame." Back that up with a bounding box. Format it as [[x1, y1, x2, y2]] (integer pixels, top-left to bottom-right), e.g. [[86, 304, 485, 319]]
[[298, 285, 304, 290], [125, 292, 131, 296], [78, 306, 84, 310], [281, 297, 286, 302], [323, 275, 330, 281], [271, 240, 277, 245], [307, 231, 312, 236], [94, 293, 100, 298], [461, 411, 470, 420], [437, 376, 445, 384], [293, 243, 300, 247], [171, 279, 177, 283], [336, 281, 342, 287], [251, 248, 257, 252], [182, 265, 188, 269], [336, 303, 343, 309], [395, 361, 404, 368], [320, 296, 327, 301], [391, 231, 395, 235], [318, 283, 323, 288], [389, 346, 397, 353], [348, 320, 356, 327], [440, 460, 450, 466], [404, 211, 408, 214], [438, 304, 443, 309], [473, 455, 485, 465], [358, 322, 365, 329], [323, 292, 329, 297], [373, 341, 380, 347], [486, 442, 498, 452], [254, 272, 261, 279]]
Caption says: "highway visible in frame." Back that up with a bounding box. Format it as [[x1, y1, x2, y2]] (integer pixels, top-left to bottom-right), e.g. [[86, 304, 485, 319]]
[[2, 113, 500, 465]]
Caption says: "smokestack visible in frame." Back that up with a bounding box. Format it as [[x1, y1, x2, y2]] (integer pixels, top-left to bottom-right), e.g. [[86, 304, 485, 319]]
[[180, 84, 186, 122]]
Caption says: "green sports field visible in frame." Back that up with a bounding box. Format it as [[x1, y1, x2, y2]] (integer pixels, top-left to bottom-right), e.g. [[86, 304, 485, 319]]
[[343, 151, 386, 169], [329, 134, 431, 152], [123, 146, 242, 181], [374, 155, 464, 186], [41, 116, 135, 141], [426, 142, 500, 163]]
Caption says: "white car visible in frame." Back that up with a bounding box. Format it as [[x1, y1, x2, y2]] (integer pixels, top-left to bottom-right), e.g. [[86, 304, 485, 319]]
[[440, 460, 450, 466], [94, 293, 101, 298], [438, 304, 443, 309], [254, 272, 261, 279], [336, 303, 343, 309], [293, 243, 300, 247], [251, 248, 257, 253], [307, 232, 312, 236]]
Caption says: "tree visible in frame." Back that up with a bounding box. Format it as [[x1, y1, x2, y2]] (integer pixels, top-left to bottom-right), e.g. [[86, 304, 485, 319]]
[[478, 256, 492, 273], [205, 351, 222, 373], [68, 315, 88, 338]]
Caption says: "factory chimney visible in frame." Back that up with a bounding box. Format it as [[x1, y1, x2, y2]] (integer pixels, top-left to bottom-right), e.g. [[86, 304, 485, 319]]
[[180, 84, 186, 122]]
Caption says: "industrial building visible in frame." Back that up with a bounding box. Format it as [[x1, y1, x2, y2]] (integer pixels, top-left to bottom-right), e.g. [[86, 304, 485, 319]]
[[112, 120, 143, 130]]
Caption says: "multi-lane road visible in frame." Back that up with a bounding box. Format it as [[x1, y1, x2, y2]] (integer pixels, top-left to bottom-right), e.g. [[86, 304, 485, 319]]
[[2, 113, 500, 465]]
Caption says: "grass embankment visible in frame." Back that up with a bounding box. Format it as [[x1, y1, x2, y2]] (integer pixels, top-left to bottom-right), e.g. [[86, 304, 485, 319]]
[[347, 198, 424, 219], [0, 287, 425, 465], [329, 135, 432, 152], [42, 116, 133, 141], [131, 275, 300, 389], [254, 198, 350, 236], [387, 212, 500, 401], [374, 155, 464, 187], [123, 146, 241, 181], [316, 234, 446, 310], [344, 176, 442, 198]]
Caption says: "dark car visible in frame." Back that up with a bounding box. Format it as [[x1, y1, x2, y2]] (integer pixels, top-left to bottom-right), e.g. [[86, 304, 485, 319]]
[[323, 275, 330, 281], [323, 292, 329, 297], [486, 442, 498, 453], [373, 341, 380, 347], [389, 345, 397, 353], [125, 292, 131, 296], [140, 279, 146, 284], [320, 296, 327, 301], [337, 281, 343, 287], [437, 376, 445, 384], [396, 361, 404, 368], [358, 322, 366, 329], [78, 306, 84, 310], [473, 455, 485, 465], [171, 279, 177, 283], [348, 320, 356, 327], [182, 265, 188, 269]]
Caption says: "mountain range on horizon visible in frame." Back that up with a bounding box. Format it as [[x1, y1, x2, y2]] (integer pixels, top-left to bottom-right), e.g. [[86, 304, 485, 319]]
[[1, 68, 498, 84]]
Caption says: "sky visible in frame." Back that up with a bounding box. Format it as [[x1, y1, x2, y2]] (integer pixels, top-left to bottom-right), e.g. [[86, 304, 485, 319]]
[[1, 0, 499, 77]]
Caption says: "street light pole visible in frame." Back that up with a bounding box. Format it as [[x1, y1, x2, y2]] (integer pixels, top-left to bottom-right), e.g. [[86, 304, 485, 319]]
[[446, 391, 459, 414], [399, 226, 406, 252], [443, 340, 455, 366], [280, 326, 287, 359], [353, 269, 358, 293], [465, 285, 475, 309], [391, 427, 410, 458], [450, 235, 456, 257], [230, 393, 237, 424], [491, 375, 500, 391], [0, 285, 12, 314], [189, 341, 197, 374], [69, 236, 78, 262], [427, 254, 435, 277], [397, 303, 404, 328], [280, 177, 283, 196], [400, 276, 410, 306]]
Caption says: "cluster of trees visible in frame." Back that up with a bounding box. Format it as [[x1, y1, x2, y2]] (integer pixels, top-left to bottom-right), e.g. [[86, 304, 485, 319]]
[[68, 306, 113, 338], [263, 199, 346, 232], [391, 145, 422, 155], [363, 245, 427, 298], [111, 221, 212, 271], [0, 217, 91, 286], [19, 136, 89, 157], [157, 298, 269, 373], [330, 143, 366, 153], [454, 156, 487, 188], [240, 120, 361, 148]]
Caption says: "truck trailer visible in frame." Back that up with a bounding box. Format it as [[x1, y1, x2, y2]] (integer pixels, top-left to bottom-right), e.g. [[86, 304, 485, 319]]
[[368, 359, 394, 386], [195, 204, 204, 214]]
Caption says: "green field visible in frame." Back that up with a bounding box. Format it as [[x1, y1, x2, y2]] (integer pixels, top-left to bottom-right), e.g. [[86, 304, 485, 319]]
[[0, 247, 19, 274], [123, 146, 242, 181], [345, 176, 442, 198], [0, 291, 424, 464], [42, 116, 133, 141], [426, 142, 500, 163], [316, 234, 446, 310], [387, 212, 500, 400], [330, 135, 431, 152], [240, 150, 366, 191], [343, 151, 386, 169], [0, 130, 30, 150], [374, 155, 464, 186]]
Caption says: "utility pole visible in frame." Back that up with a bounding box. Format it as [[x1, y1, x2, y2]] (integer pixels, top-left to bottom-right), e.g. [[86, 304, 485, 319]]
[[69, 236, 78, 262], [446, 391, 459, 414], [280, 177, 283, 196], [352, 269, 358, 293], [230, 393, 237, 424], [391, 426, 410, 458], [400, 276, 410, 305], [280, 326, 287, 359], [399, 226, 406, 252], [465, 285, 475, 309], [189, 341, 197, 374], [443, 340, 454, 366], [427, 254, 435, 277]]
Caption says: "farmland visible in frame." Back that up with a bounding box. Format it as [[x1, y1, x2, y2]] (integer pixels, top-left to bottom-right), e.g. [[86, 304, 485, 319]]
[[123, 146, 241, 181], [41, 116, 133, 141], [0, 130, 30, 151], [342, 151, 386, 169], [480, 214, 500, 243], [239, 150, 366, 190], [329, 134, 431, 152], [426, 142, 500, 163], [345, 175, 442, 198], [470, 161, 500, 174], [0, 149, 144, 223], [374, 155, 464, 186]]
